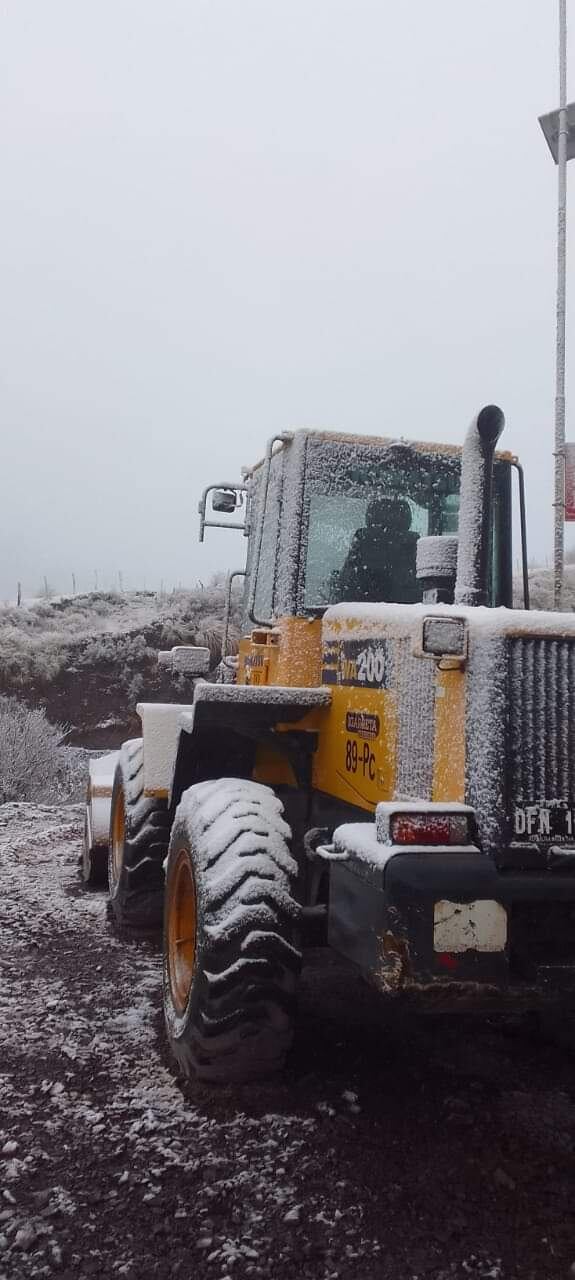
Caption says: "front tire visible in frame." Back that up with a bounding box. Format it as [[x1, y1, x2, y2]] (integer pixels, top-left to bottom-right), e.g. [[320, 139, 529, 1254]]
[[108, 739, 170, 929], [163, 778, 302, 1083]]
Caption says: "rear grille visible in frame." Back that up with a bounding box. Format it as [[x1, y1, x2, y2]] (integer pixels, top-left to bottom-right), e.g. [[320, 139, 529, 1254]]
[[508, 637, 575, 803]]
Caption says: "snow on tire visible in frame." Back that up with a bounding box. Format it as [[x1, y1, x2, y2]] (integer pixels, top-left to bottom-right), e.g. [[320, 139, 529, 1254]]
[[163, 778, 302, 1083], [108, 739, 170, 929]]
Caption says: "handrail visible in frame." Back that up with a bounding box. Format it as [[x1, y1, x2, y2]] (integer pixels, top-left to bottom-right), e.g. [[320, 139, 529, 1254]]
[[247, 432, 292, 625], [512, 460, 530, 610], [222, 569, 246, 659]]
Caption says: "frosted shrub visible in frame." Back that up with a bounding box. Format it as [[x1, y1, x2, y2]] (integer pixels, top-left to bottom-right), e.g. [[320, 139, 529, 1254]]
[[0, 697, 77, 805]]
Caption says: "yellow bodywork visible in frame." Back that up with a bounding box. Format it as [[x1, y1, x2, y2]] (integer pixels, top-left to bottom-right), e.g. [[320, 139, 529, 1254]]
[[432, 665, 466, 803], [312, 684, 397, 811], [239, 613, 467, 815], [238, 617, 322, 687]]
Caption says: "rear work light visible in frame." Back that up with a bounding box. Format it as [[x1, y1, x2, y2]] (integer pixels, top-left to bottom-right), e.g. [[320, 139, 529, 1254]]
[[421, 617, 467, 658], [390, 812, 470, 847]]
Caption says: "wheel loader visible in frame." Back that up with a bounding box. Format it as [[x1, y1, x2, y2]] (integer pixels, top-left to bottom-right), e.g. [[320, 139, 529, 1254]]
[[85, 405, 575, 1083]]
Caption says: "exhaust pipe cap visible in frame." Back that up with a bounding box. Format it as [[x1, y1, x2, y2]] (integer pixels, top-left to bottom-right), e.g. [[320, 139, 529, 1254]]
[[454, 403, 506, 608], [476, 404, 505, 450]]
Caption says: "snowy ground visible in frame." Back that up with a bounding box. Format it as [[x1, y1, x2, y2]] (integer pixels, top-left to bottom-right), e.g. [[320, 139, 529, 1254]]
[[1, 805, 575, 1279]]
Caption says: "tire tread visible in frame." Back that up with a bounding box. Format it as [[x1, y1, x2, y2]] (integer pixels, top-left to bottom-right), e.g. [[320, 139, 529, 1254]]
[[109, 739, 170, 928], [163, 778, 302, 1082]]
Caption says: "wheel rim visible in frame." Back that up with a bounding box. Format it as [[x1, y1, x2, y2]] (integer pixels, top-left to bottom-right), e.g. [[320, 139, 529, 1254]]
[[167, 849, 197, 1016], [82, 813, 91, 881], [110, 791, 125, 893]]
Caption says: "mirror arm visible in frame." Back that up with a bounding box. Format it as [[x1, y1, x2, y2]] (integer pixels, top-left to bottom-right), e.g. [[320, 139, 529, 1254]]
[[198, 484, 248, 542]]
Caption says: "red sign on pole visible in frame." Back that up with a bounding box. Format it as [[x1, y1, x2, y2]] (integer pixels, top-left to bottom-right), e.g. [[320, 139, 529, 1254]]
[[566, 443, 575, 521]]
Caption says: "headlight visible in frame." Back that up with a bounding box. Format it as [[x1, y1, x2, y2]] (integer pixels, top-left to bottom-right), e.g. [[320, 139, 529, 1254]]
[[422, 617, 467, 657]]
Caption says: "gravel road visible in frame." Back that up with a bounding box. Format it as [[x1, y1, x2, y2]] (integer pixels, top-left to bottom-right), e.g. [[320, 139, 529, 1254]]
[[1, 802, 575, 1280]]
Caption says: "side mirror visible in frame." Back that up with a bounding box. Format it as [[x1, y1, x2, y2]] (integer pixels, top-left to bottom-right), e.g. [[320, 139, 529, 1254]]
[[212, 488, 242, 514], [157, 646, 211, 676], [198, 482, 248, 541]]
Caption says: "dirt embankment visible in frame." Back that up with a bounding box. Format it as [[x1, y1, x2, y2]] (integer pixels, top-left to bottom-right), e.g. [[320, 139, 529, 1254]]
[[0, 589, 239, 747], [2, 803, 575, 1279], [12, 634, 194, 749]]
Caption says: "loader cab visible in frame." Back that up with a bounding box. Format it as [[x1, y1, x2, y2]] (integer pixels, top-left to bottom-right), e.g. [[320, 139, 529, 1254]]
[[242, 429, 515, 627]]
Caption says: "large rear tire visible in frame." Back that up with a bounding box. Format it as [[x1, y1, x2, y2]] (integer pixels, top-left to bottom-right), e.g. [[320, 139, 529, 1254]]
[[108, 739, 170, 929], [163, 778, 302, 1083]]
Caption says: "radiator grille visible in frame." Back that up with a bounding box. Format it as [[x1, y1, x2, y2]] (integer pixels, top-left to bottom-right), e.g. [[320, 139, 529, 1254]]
[[508, 636, 575, 802]]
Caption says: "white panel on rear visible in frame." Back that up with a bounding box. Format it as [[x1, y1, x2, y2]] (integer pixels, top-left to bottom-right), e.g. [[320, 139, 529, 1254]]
[[433, 899, 507, 953]]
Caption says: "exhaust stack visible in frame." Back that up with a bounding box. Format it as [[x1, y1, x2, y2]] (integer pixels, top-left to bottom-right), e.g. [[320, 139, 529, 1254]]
[[454, 404, 505, 608]]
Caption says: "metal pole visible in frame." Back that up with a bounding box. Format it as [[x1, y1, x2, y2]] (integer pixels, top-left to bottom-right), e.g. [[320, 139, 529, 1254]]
[[554, 0, 568, 609]]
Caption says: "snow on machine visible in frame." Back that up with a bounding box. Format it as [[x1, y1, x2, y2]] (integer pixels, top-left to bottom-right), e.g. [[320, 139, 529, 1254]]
[[84, 408, 575, 1083]]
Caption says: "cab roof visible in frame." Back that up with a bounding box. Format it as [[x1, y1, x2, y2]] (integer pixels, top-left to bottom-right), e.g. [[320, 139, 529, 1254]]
[[243, 427, 516, 477]]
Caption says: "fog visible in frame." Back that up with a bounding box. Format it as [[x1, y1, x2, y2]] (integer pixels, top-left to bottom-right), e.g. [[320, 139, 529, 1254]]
[[0, 1, 571, 599]]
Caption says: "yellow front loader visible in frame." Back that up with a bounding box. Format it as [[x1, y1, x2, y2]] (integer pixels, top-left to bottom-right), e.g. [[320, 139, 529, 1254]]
[[85, 406, 575, 1084]]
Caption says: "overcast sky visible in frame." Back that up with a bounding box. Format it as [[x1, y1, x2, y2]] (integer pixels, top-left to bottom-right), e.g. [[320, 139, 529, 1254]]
[[0, 1, 571, 598]]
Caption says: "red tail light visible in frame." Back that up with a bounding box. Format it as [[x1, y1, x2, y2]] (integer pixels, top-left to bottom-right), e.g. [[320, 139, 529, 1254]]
[[390, 813, 469, 847]]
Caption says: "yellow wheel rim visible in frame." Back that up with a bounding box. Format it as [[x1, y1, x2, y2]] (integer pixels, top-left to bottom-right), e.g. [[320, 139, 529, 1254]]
[[82, 812, 91, 879], [110, 792, 125, 892], [168, 849, 197, 1015]]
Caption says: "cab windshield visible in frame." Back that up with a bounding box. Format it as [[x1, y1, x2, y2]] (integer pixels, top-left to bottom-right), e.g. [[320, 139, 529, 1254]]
[[301, 437, 510, 610]]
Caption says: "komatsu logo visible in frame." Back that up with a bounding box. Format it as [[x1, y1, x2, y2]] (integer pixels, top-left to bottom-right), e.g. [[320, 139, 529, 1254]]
[[345, 711, 380, 740]]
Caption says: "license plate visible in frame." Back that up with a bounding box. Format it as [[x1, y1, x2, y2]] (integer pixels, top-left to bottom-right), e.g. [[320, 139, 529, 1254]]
[[513, 803, 575, 843]]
